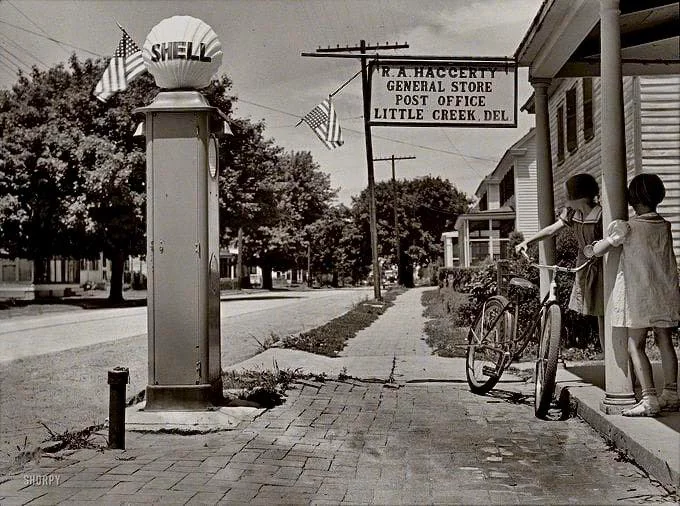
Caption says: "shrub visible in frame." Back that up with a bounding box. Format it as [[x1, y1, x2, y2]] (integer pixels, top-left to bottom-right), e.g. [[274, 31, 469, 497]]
[[451, 230, 601, 351], [220, 278, 238, 290]]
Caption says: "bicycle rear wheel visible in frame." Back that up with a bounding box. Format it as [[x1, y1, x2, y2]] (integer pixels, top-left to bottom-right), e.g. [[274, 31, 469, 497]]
[[466, 296, 514, 395], [534, 303, 562, 418]]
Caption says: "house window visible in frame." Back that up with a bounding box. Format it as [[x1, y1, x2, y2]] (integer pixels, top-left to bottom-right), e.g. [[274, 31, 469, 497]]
[[478, 193, 488, 211], [566, 86, 577, 152], [582, 78, 593, 141], [556, 106, 565, 162], [2, 265, 15, 282], [499, 167, 515, 206]]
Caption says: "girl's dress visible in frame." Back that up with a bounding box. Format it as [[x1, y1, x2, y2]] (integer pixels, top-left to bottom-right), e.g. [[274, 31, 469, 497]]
[[559, 205, 604, 316], [605, 212, 680, 328]]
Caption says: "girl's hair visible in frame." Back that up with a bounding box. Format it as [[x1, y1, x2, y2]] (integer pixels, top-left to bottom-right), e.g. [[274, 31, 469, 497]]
[[627, 173, 665, 208], [565, 173, 599, 202]]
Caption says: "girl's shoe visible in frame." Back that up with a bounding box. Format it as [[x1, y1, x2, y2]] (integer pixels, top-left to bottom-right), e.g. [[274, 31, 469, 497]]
[[622, 397, 660, 417], [658, 391, 680, 411]]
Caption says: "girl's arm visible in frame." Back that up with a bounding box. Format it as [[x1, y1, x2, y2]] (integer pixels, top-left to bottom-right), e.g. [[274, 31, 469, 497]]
[[584, 220, 630, 258], [516, 220, 565, 253]]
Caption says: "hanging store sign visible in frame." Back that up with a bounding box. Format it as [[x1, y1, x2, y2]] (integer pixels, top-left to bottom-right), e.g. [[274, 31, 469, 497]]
[[369, 59, 517, 128]]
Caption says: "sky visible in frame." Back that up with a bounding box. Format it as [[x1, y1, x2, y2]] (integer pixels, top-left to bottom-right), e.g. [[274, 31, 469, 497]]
[[0, 0, 543, 205]]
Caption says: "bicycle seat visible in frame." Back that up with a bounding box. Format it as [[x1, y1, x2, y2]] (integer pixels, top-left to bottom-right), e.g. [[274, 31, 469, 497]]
[[508, 277, 536, 290]]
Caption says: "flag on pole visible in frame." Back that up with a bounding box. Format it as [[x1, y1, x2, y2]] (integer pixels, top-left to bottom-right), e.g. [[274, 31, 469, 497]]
[[301, 98, 344, 150], [93, 25, 145, 102]]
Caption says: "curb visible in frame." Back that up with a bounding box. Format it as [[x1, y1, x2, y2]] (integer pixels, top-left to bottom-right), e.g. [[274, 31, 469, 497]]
[[555, 369, 679, 493]]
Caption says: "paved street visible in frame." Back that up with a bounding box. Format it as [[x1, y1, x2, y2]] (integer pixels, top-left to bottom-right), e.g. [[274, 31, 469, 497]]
[[0, 289, 371, 363], [0, 288, 371, 472], [1, 287, 676, 505]]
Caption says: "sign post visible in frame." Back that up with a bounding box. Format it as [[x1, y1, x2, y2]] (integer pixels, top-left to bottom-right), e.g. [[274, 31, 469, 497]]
[[136, 16, 225, 410]]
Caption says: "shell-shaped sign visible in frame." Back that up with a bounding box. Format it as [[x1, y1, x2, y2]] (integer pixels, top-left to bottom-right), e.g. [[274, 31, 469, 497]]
[[143, 16, 222, 90]]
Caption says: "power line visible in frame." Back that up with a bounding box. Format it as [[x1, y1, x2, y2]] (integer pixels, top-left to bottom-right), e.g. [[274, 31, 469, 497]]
[[0, 20, 102, 57], [6, 0, 71, 57], [236, 98, 500, 165], [0, 58, 19, 78], [0, 46, 31, 73], [0, 33, 49, 68]]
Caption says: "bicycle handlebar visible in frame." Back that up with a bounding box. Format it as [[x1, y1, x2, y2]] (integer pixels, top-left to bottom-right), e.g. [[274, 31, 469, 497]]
[[520, 250, 592, 274]]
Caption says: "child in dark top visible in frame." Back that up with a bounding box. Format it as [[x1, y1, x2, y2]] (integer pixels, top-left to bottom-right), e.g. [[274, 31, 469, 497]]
[[516, 173, 604, 351]]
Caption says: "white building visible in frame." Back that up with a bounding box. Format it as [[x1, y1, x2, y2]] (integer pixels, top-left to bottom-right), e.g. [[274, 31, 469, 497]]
[[453, 128, 537, 267]]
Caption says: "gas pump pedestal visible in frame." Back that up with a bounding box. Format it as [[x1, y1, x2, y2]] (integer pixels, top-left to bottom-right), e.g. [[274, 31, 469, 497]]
[[137, 90, 223, 410]]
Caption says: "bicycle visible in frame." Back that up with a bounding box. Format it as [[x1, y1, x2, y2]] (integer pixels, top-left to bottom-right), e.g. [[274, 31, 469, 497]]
[[464, 253, 592, 418]]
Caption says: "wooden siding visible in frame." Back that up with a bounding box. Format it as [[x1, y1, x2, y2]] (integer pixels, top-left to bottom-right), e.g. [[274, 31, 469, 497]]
[[638, 75, 680, 256], [549, 77, 638, 211], [515, 145, 539, 237], [545, 75, 680, 258]]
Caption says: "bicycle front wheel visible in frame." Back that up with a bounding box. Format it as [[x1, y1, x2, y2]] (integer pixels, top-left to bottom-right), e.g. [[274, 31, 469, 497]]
[[466, 296, 514, 395], [534, 303, 562, 418]]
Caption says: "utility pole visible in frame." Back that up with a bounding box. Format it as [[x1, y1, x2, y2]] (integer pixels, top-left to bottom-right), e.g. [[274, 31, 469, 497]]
[[373, 155, 415, 286], [302, 40, 408, 300]]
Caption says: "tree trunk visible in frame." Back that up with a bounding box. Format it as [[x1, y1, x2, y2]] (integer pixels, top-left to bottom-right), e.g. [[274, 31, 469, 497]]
[[261, 262, 273, 290], [400, 252, 414, 288], [236, 227, 244, 290], [109, 250, 125, 302], [307, 242, 312, 288]]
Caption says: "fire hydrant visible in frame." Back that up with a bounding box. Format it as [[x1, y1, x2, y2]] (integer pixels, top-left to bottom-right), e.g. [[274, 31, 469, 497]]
[[107, 367, 129, 449]]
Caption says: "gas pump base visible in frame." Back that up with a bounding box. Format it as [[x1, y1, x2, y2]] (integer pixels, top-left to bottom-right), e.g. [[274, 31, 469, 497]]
[[144, 384, 218, 411]]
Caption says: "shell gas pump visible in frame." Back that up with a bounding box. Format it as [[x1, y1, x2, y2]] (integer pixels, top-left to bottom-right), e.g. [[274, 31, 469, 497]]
[[135, 16, 225, 410]]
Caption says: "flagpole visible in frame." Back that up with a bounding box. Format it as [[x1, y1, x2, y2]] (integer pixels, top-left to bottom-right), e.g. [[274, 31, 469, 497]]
[[296, 69, 361, 128]]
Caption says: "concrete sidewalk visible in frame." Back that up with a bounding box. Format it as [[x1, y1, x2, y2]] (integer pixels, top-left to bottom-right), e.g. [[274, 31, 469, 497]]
[[0, 286, 677, 504]]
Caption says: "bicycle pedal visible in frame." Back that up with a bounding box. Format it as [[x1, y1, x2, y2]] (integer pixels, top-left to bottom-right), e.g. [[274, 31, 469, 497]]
[[482, 365, 499, 378]]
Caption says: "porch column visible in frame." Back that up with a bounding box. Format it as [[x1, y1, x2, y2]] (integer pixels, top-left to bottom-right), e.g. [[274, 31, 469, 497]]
[[599, 0, 635, 413], [488, 219, 494, 261], [531, 78, 556, 295]]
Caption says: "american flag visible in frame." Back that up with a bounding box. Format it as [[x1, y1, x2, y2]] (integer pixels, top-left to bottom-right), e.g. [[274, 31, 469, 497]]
[[301, 98, 344, 150], [93, 25, 145, 102]]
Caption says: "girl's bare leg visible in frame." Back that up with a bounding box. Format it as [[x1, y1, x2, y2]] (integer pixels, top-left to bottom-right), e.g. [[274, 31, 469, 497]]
[[654, 327, 678, 392], [622, 328, 660, 416], [628, 328, 655, 393]]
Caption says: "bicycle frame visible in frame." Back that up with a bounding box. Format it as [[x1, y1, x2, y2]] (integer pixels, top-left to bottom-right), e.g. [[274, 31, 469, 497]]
[[482, 287, 554, 373], [473, 258, 590, 373]]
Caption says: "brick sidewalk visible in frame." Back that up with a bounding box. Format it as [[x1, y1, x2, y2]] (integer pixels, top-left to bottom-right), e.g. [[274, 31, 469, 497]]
[[1, 286, 676, 504], [2, 379, 674, 504]]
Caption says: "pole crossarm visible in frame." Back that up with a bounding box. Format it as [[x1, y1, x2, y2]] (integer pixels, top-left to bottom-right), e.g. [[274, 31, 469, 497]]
[[373, 155, 416, 162], [314, 42, 409, 53]]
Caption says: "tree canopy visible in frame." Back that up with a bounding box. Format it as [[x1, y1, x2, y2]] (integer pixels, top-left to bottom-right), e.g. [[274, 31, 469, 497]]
[[351, 175, 472, 286], [0, 54, 472, 297]]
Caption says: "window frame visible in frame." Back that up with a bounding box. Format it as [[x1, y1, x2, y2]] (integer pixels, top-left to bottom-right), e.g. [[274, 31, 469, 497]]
[[556, 105, 565, 162], [566, 86, 578, 153], [582, 78, 594, 141]]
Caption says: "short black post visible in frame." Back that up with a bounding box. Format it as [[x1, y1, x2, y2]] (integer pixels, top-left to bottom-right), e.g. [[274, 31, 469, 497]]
[[107, 367, 129, 449]]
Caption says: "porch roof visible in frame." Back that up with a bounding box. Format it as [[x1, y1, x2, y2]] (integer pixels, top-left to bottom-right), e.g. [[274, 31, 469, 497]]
[[454, 206, 515, 231], [515, 0, 679, 78]]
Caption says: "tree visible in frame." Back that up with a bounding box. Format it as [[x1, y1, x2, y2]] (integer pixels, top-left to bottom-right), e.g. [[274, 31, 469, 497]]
[[351, 176, 471, 286], [216, 115, 281, 288], [0, 55, 157, 301], [307, 204, 355, 286]]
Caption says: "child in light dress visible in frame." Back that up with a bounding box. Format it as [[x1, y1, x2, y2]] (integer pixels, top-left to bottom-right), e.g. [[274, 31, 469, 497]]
[[585, 173, 680, 416], [516, 173, 605, 351]]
